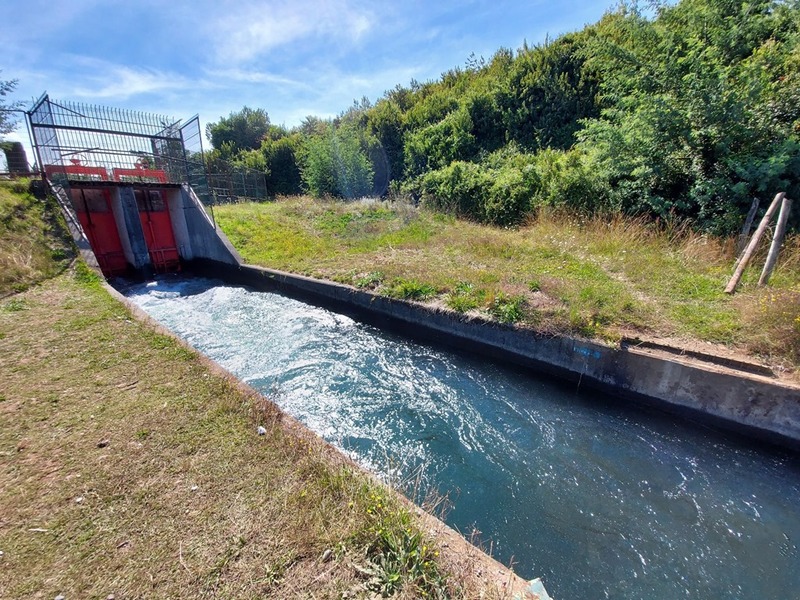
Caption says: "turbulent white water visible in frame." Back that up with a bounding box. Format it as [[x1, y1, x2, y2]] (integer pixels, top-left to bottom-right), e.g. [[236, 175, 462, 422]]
[[123, 276, 800, 600]]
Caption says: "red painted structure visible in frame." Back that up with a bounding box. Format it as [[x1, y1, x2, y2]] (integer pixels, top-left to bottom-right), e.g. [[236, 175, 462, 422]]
[[113, 164, 168, 183], [46, 161, 181, 275], [46, 162, 109, 181], [135, 189, 180, 273], [70, 188, 128, 277]]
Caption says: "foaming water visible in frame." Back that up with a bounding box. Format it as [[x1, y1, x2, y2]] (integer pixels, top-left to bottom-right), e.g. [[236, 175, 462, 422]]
[[123, 276, 800, 599]]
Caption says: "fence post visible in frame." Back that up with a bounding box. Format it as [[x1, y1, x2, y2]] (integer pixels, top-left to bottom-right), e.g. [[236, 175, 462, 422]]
[[724, 192, 784, 294], [734, 197, 761, 263], [758, 196, 793, 287]]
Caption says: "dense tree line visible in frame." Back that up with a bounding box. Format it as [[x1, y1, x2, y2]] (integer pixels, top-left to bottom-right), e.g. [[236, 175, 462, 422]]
[[206, 0, 800, 232]]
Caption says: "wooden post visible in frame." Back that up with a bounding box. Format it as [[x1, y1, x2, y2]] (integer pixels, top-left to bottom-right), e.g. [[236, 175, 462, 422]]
[[734, 197, 760, 264], [758, 196, 793, 287], [724, 192, 785, 294]]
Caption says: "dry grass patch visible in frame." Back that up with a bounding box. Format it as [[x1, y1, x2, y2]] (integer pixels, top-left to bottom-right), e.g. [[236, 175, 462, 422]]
[[0, 270, 509, 599]]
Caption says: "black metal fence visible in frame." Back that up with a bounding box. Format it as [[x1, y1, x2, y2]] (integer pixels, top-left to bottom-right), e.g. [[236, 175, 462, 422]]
[[207, 170, 268, 203], [27, 94, 269, 207]]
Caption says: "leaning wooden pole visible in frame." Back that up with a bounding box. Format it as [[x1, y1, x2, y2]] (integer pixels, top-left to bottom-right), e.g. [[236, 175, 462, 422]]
[[724, 192, 785, 294], [758, 196, 793, 287], [734, 197, 760, 265]]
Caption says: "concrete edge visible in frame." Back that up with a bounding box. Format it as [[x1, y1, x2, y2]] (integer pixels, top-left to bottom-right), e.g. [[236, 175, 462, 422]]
[[48, 183, 101, 272], [189, 259, 800, 452], [100, 281, 550, 600]]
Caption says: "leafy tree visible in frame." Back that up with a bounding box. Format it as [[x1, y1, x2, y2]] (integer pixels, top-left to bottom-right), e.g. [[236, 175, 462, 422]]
[[263, 134, 303, 196], [498, 33, 600, 151], [299, 115, 328, 137], [193, 0, 800, 232], [366, 99, 405, 183], [404, 107, 477, 177], [301, 124, 373, 198], [578, 0, 800, 230], [0, 74, 23, 136], [205, 106, 270, 151]]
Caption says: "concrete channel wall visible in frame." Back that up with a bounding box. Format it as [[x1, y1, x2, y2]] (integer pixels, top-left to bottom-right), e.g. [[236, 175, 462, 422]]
[[190, 259, 800, 452]]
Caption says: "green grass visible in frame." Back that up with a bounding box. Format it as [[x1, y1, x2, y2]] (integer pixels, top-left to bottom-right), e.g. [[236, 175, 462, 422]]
[[216, 197, 800, 369], [387, 278, 438, 301], [0, 179, 74, 296]]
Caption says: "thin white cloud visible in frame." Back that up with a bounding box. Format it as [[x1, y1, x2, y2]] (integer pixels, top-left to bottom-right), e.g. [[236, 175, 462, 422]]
[[208, 0, 375, 64], [204, 67, 311, 90], [62, 57, 207, 100]]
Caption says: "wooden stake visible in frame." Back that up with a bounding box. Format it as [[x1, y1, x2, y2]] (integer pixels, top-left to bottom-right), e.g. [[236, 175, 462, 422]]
[[758, 196, 793, 287], [724, 192, 785, 294], [734, 197, 760, 263]]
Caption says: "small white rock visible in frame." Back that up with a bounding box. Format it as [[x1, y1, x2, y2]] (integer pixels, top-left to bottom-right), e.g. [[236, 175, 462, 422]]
[[190, 485, 198, 492], [75, 496, 84, 504], [55, 595, 66, 600], [257, 426, 267, 436]]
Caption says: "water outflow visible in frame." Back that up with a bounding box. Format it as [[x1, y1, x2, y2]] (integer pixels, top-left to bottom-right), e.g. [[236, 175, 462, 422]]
[[123, 276, 800, 600]]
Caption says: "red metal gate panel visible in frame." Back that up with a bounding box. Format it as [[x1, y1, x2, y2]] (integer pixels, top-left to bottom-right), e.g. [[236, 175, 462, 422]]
[[71, 188, 128, 277], [135, 189, 180, 273]]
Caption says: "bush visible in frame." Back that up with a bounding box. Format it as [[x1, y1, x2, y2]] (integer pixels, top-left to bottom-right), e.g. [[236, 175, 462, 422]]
[[486, 164, 536, 225], [445, 281, 484, 313], [531, 147, 611, 214], [419, 146, 541, 225], [264, 136, 303, 196], [387, 278, 437, 301], [404, 107, 477, 178], [420, 161, 490, 221], [301, 125, 374, 199]]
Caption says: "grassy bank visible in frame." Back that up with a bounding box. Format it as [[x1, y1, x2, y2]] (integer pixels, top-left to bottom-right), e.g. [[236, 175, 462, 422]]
[[215, 197, 800, 371], [0, 182, 511, 599], [0, 179, 73, 297]]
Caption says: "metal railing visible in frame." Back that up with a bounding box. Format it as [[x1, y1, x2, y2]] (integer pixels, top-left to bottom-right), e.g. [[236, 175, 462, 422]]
[[26, 94, 270, 209]]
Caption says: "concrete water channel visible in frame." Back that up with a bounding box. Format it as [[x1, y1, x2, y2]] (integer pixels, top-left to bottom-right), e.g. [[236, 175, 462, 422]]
[[121, 275, 800, 600]]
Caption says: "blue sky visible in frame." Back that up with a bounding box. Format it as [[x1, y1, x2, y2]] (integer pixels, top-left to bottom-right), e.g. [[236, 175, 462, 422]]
[[1, 0, 612, 157]]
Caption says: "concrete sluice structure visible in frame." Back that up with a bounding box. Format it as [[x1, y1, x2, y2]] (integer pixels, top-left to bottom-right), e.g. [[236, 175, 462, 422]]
[[51, 180, 240, 278], [28, 95, 249, 278]]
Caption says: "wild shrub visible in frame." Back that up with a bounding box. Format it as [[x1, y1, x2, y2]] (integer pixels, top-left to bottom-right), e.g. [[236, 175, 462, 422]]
[[445, 281, 485, 313], [530, 147, 611, 214], [488, 292, 525, 323], [419, 146, 541, 225], [742, 290, 800, 364], [404, 107, 477, 177], [301, 125, 374, 199], [264, 136, 303, 196], [419, 161, 490, 221]]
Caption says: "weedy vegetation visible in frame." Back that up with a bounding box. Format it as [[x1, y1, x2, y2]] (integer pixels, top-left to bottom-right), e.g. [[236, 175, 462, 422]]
[[0, 179, 74, 297]]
